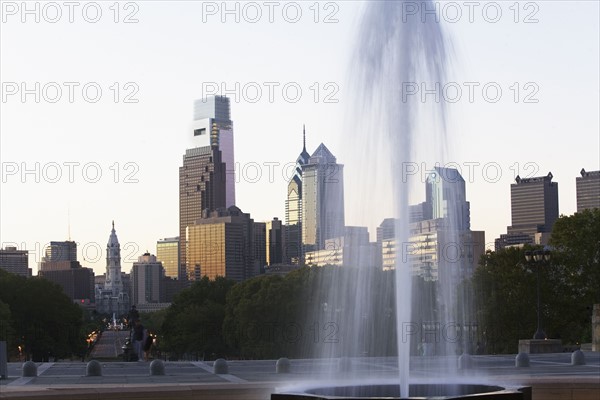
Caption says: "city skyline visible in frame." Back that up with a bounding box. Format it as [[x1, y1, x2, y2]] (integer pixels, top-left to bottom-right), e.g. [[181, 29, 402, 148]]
[[1, 1, 599, 275]]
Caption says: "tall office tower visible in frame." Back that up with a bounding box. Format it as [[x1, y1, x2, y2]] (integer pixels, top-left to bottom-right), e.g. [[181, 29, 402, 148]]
[[156, 237, 180, 279], [39, 241, 78, 271], [131, 253, 164, 305], [192, 96, 235, 207], [508, 172, 559, 236], [576, 169, 600, 212], [302, 143, 345, 253], [180, 96, 235, 274], [285, 126, 310, 264], [496, 172, 559, 249], [253, 222, 267, 274], [266, 217, 284, 265], [186, 206, 255, 282], [0, 246, 30, 277], [424, 167, 470, 231]]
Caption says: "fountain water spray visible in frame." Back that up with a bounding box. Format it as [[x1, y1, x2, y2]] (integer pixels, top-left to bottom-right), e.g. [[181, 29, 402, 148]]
[[352, 1, 449, 395]]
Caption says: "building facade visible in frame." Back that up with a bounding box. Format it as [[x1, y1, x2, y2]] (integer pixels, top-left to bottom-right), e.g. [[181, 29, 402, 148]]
[[304, 226, 378, 268], [38, 240, 94, 302], [39, 241, 79, 271], [0, 246, 30, 277], [39, 268, 95, 303], [425, 167, 470, 231], [95, 222, 130, 316], [131, 253, 164, 306], [180, 96, 235, 277], [302, 143, 345, 253], [186, 206, 256, 282], [156, 237, 180, 279], [496, 172, 559, 249], [576, 169, 600, 212], [285, 126, 310, 265], [266, 217, 284, 266], [253, 222, 266, 274]]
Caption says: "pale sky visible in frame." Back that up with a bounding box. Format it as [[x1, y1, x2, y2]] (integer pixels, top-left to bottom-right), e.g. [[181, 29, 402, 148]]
[[1, 1, 598, 276]]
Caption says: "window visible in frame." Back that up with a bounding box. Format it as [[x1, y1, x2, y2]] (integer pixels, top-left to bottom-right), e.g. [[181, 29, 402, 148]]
[[194, 128, 206, 136]]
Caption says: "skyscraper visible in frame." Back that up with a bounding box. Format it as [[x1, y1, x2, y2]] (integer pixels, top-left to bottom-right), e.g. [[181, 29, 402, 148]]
[[266, 217, 284, 265], [284, 126, 310, 264], [0, 246, 30, 277], [39, 241, 78, 271], [192, 96, 235, 207], [131, 253, 164, 305], [495, 172, 559, 249], [576, 169, 600, 212], [186, 206, 255, 282], [179, 96, 235, 275], [425, 167, 470, 231], [156, 237, 180, 279], [302, 143, 345, 253], [508, 172, 559, 236]]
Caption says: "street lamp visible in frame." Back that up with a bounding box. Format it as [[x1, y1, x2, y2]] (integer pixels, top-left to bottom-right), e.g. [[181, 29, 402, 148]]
[[524, 249, 551, 340]]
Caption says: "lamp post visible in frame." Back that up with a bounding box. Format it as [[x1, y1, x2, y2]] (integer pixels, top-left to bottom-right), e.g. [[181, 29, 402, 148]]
[[524, 249, 551, 340]]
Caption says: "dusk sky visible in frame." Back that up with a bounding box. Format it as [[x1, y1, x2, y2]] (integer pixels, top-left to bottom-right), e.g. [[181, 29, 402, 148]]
[[1, 1, 598, 275]]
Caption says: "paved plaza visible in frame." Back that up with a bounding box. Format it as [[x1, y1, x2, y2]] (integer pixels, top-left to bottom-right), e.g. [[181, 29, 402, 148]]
[[1, 331, 598, 399]]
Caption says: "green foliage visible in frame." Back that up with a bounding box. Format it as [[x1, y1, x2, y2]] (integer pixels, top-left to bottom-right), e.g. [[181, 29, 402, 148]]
[[549, 209, 600, 304], [473, 248, 537, 354], [0, 269, 84, 360], [161, 276, 235, 359], [0, 299, 14, 353], [473, 210, 600, 353], [223, 268, 310, 359], [140, 309, 167, 334]]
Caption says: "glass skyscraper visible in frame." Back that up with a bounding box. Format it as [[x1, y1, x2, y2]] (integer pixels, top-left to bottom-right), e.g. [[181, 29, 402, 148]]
[[284, 126, 310, 264], [301, 143, 345, 253], [179, 96, 235, 278]]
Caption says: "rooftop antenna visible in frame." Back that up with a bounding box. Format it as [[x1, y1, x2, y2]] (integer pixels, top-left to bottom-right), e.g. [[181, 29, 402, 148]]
[[67, 206, 71, 241]]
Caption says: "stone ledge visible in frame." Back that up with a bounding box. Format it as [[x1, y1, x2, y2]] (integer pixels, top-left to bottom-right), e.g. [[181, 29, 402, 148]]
[[518, 339, 562, 354]]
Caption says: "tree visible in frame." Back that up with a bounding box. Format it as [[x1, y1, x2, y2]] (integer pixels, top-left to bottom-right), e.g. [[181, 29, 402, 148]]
[[550, 209, 600, 304], [472, 248, 537, 354], [0, 270, 84, 360], [223, 270, 309, 359], [161, 276, 235, 359], [548, 209, 600, 342], [473, 210, 600, 353]]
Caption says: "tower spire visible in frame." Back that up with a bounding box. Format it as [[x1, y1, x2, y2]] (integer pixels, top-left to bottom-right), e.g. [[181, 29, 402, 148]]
[[303, 124, 306, 152], [112, 220, 115, 230]]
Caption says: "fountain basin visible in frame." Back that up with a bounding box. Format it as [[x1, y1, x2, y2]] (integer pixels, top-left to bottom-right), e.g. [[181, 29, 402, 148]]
[[273, 383, 531, 399]]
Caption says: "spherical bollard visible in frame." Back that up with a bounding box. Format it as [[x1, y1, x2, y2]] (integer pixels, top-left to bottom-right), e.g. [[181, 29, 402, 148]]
[[515, 352, 530, 368], [276, 357, 291, 374], [213, 358, 228, 374], [458, 353, 473, 370], [571, 350, 586, 366], [86, 360, 102, 376], [338, 357, 352, 373], [22, 361, 37, 377], [150, 359, 165, 375]]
